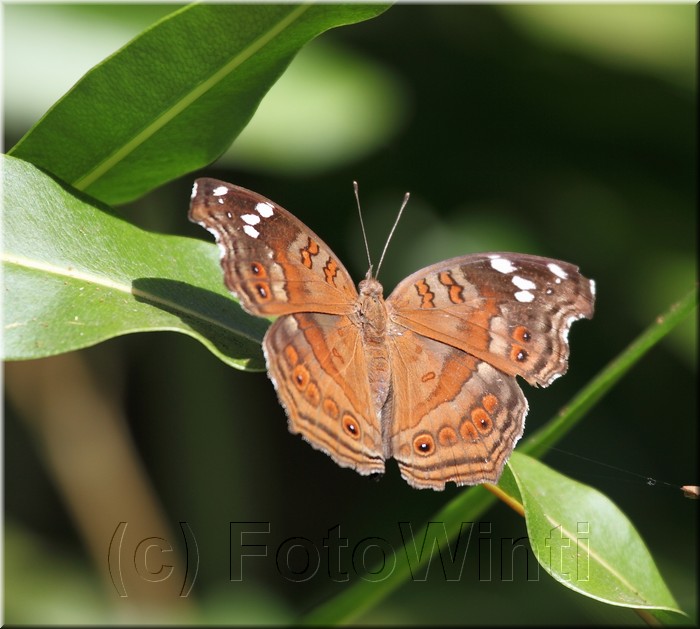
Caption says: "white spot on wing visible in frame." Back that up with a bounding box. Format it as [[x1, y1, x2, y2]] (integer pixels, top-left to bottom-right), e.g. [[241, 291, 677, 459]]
[[514, 290, 535, 303], [256, 201, 274, 217], [243, 225, 260, 238], [212, 185, 228, 197], [241, 213, 261, 225], [512, 275, 536, 291], [548, 263, 568, 280], [490, 257, 517, 274], [191, 182, 198, 199], [589, 279, 596, 296]]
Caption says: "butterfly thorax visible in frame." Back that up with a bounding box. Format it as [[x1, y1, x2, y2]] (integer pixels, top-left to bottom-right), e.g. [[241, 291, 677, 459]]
[[356, 278, 392, 421]]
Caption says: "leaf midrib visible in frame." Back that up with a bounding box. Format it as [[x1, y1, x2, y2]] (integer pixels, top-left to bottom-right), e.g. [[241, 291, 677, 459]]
[[2, 252, 259, 343], [72, 3, 311, 191], [541, 514, 641, 602]]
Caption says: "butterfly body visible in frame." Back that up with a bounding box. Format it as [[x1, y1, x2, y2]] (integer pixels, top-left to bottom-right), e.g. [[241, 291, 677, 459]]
[[190, 178, 595, 490], [355, 278, 393, 423]]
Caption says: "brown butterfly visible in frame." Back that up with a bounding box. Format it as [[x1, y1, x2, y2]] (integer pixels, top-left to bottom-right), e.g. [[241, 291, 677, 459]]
[[189, 178, 595, 490]]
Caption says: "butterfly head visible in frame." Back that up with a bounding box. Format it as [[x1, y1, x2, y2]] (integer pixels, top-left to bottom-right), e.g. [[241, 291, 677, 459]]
[[358, 277, 384, 299]]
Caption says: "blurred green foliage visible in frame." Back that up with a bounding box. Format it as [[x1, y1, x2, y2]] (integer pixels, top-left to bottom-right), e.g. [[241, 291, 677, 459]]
[[4, 4, 696, 625]]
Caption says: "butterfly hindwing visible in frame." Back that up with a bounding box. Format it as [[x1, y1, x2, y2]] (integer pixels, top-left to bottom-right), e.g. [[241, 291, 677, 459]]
[[387, 328, 528, 489], [264, 312, 385, 476]]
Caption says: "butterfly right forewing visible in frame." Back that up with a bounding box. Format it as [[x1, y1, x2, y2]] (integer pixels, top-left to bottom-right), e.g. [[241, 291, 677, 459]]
[[387, 252, 595, 387]]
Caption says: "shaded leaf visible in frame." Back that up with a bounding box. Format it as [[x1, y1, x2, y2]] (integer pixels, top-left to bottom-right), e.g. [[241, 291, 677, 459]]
[[2, 155, 266, 369]]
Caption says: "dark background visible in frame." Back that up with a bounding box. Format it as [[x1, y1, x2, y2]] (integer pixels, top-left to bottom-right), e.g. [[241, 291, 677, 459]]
[[4, 4, 696, 624]]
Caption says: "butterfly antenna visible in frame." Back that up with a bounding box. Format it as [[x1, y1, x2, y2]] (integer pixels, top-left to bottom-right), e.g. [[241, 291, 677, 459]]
[[353, 181, 374, 277], [375, 190, 410, 279]]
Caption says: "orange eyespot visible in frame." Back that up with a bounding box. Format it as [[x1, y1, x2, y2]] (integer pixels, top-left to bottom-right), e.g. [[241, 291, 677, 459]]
[[512, 325, 531, 343], [510, 346, 528, 363], [254, 282, 271, 300], [250, 262, 267, 277], [342, 414, 361, 440], [414, 433, 435, 456], [471, 408, 493, 433], [293, 365, 310, 389]]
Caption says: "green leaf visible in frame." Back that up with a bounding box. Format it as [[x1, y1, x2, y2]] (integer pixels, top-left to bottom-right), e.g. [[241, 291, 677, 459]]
[[8, 3, 390, 206], [505, 452, 685, 618], [2, 154, 266, 369]]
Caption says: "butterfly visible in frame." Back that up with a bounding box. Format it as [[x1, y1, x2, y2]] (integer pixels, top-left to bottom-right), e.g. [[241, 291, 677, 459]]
[[189, 178, 595, 490]]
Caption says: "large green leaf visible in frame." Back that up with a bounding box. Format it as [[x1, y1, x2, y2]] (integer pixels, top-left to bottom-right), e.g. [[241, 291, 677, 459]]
[[8, 3, 390, 206], [505, 452, 685, 618], [2, 155, 266, 368]]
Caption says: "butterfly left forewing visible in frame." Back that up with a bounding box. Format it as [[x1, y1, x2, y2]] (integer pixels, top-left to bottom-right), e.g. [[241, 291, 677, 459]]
[[189, 178, 358, 317], [387, 252, 595, 387]]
